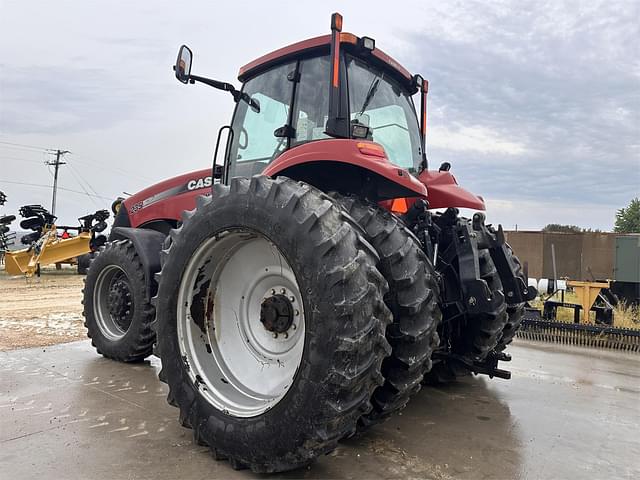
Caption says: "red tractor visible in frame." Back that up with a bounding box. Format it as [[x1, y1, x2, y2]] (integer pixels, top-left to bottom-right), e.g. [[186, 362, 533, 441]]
[[82, 13, 534, 473]]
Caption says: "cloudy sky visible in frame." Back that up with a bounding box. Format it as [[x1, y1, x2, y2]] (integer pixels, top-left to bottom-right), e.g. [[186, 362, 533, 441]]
[[1, 0, 638, 230]]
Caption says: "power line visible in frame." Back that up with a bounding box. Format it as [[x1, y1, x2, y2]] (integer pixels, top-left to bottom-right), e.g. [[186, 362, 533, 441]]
[[0, 141, 52, 152], [70, 154, 156, 183], [0, 179, 112, 201], [68, 163, 101, 198], [67, 164, 100, 208], [0, 146, 156, 184], [0, 155, 47, 165]]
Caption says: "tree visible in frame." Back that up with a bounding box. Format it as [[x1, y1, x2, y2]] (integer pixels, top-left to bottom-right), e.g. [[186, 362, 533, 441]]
[[542, 224, 583, 233], [614, 198, 640, 233]]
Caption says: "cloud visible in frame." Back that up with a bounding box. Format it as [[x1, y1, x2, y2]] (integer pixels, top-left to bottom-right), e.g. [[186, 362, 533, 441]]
[[482, 196, 616, 231], [401, 0, 640, 226], [429, 124, 527, 155], [0, 64, 157, 135], [0, 0, 638, 231]]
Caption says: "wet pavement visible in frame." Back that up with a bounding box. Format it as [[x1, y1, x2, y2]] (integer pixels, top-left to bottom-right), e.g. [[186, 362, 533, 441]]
[[1, 339, 638, 479]]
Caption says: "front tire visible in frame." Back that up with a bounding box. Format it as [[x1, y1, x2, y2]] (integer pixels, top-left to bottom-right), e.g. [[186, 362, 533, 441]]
[[82, 240, 155, 362], [77, 252, 94, 275], [154, 177, 391, 473]]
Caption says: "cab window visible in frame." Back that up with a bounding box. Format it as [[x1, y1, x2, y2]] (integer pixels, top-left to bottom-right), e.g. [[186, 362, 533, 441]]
[[346, 56, 423, 171], [227, 62, 295, 178], [292, 55, 330, 145]]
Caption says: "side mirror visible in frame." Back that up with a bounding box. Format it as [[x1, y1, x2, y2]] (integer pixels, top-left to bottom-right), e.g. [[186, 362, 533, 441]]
[[351, 113, 371, 139], [353, 113, 370, 127], [174, 45, 193, 84]]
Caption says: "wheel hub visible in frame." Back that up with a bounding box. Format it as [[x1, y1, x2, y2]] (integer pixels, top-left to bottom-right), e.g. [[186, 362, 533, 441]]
[[94, 265, 135, 341], [260, 294, 294, 334], [107, 277, 132, 330], [176, 230, 306, 417]]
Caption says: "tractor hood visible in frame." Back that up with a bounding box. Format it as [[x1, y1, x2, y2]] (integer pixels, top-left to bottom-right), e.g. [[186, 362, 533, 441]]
[[418, 170, 486, 210]]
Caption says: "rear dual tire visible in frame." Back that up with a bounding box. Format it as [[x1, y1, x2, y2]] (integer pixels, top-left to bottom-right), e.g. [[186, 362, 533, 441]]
[[333, 194, 441, 426], [426, 218, 526, 383], [495, 245, 527, 352], [153, 177, 392, 473], [427, 246, 507, 383]]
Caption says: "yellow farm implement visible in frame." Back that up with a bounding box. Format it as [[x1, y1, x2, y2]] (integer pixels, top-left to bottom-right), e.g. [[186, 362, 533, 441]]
[[519, 279, 639, 352], [3, 204, 109, 277], [4, 226, 92, 276]]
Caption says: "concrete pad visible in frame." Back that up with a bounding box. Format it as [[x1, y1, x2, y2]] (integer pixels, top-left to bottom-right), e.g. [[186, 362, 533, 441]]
[[1, 340, 639, 479]]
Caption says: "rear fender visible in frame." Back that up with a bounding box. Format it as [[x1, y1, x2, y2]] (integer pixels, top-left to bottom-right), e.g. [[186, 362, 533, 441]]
[[108, 227, 166, 297], [263, 139, 427, 200], [418, 170, 485, 210]]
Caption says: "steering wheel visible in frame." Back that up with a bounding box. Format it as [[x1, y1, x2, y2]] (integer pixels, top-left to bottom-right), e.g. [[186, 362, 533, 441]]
[[270, 135, 287, 161], [238, 127, 249, 150]]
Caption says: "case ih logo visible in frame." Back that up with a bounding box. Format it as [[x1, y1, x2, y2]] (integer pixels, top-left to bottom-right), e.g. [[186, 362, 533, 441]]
[[129, 176, 213, 214], [187, 176, 212, 191]]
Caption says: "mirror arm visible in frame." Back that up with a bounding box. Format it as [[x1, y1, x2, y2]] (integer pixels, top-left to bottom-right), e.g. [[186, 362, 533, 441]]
[[187, 75, 260, 113], [188, 74, 235, 93]]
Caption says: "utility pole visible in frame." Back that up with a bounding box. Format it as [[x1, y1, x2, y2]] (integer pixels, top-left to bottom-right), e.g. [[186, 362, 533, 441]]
[[47, 149, 69, 216]]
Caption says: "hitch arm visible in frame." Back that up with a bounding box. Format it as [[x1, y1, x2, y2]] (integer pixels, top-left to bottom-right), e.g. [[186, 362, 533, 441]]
[[472, 214, 536, 304]]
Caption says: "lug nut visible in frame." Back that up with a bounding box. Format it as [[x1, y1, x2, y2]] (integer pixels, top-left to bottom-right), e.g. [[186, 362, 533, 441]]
[[292, 324, 297, 330], [468, 296, 477, 306]]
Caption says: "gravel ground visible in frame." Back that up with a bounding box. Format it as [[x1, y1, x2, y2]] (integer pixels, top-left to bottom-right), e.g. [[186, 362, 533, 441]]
[[0, 267, 86, 351]]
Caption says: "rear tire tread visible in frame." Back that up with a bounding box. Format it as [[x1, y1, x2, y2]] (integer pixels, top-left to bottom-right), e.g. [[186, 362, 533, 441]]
[[332, 194, 441, 427]]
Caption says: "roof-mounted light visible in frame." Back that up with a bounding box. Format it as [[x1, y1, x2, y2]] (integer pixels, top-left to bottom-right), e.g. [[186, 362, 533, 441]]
[[359, 36, 375, 51], [330, 13, 342, 88], [331, 13, 343, 32], [413, 73, 429, 144]]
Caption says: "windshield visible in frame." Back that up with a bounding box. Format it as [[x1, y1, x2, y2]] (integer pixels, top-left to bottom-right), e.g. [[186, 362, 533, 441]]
[[346, 56, 423, 172]]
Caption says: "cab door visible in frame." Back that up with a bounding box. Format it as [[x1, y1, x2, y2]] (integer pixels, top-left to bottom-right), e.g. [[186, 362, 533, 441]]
[[226, 62, 296, 179]]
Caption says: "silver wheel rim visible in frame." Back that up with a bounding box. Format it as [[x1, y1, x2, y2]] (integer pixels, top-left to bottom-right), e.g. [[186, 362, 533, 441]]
[[176, 230, 306, 418], [93, 265, 134, 341]]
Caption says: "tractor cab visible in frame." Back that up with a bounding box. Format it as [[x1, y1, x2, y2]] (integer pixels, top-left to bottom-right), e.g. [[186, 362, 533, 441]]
[[175, 12, 485, 208], [175, 13, 428, 188]]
